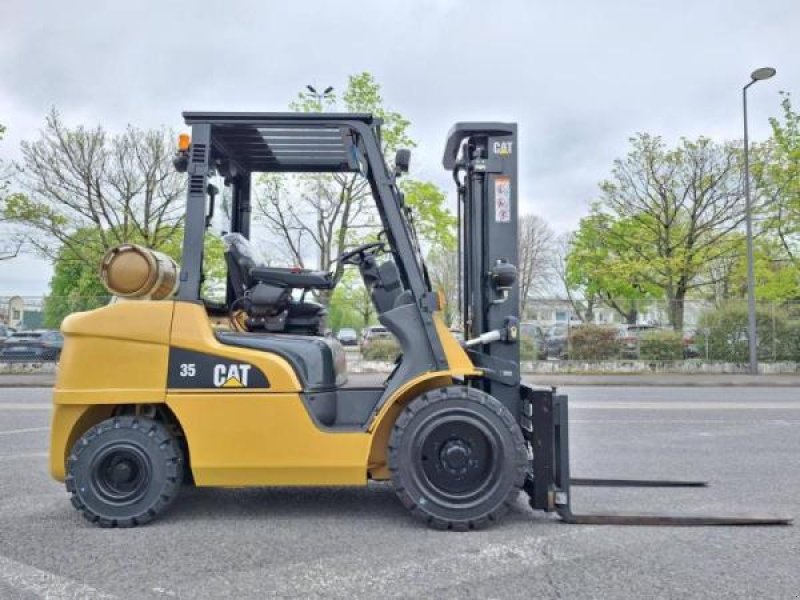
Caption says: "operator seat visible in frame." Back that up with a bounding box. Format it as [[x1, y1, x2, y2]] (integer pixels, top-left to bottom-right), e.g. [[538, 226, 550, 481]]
[[223, 233, 331, 335]]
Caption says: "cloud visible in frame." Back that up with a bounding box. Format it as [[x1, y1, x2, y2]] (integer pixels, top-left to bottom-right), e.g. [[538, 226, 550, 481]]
[[1, 0, 797, 294]]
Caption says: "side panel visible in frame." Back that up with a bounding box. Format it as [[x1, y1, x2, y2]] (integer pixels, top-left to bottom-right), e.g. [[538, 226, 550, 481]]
[[49, 404, 115, 481], [168, 302, 370, 486], [167, 392, 371, 486], [169, 302, 301, 393], [55, 301, 173, 405]]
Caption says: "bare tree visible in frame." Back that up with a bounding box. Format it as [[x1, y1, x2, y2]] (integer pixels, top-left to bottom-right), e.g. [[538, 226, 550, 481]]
[[253, 171, 377, 303], [3, 109, 184, 268], [426, 246, 459, 326], [517, 213, 554, 314], [0, 240, 23, 261], [551, 232, 597, 322], [0, 122, 21, 262]]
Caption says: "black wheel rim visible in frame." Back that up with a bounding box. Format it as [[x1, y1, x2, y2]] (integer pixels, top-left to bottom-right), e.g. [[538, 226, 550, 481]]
[[89, 444, 152, 505], [412, 412, 503, 508]]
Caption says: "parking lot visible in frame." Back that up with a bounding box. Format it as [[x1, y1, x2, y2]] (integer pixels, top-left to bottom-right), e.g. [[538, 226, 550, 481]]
[[0, 385, 798, 599]]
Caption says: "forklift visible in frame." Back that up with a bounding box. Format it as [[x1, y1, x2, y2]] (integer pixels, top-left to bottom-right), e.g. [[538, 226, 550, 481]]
[[50, 112, 791, 529]]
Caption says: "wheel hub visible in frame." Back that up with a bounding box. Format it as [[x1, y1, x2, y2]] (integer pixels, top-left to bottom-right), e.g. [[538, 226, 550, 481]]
[[440, 440, 471, 472], [90, 445, 152, 505], [417, 418, 498, 497], [109, 460, 135, 485]]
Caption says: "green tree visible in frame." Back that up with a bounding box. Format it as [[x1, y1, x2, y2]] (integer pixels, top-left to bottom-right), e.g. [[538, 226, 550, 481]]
[[725, 237, 800, 302], [43, 230, 111, 327], [755, 92, 800, 268], [326, 269, 372, 333], [586, 133, 746, 330], [566, 214, 658, 324], [400, 180, 456, 249]]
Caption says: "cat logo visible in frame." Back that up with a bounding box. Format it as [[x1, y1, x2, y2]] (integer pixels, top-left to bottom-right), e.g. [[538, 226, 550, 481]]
[[213, 363, 252, 388], [493, 141, 513, 156]]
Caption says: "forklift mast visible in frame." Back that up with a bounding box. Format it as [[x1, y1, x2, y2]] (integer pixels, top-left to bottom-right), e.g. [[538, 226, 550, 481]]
[[443, 122, 789, 527], [443, 123, 520, 416]]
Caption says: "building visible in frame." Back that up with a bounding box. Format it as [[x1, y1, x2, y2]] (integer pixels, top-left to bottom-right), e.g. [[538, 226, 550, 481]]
[[0, 296, 45, 329], [523, 297, 711, 331]]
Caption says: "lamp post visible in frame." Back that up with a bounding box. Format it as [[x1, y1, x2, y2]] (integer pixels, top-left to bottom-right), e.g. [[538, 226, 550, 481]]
[[742, 66, 776, 375], [305, 85, 334, 108]]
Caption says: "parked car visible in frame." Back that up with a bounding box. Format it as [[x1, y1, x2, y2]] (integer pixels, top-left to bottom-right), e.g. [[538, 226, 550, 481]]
[[361, 325, 394, 349], [616, 324, 659, 358], [682, 329, 700, 359], [520, 322, 547, 360], [616, 324, 699, 359], [336, 327, 359, 346], [544, 324, 569, 359], [0, 323, 17, 350], [0, 330, 64, 362]]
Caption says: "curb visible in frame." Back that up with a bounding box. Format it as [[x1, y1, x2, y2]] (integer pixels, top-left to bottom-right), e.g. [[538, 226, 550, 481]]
[[3, 374, 800, 388]]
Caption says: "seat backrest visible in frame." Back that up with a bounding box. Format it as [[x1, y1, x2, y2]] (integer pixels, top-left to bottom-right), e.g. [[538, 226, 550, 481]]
[[223, 233, 257, 297]]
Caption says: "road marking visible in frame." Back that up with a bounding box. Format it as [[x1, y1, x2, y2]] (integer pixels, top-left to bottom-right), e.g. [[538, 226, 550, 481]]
[[0, 403, 51, 411], [0, 554, 116, 599], [182, 526, 596, 598], [0, 426, 49, 436]]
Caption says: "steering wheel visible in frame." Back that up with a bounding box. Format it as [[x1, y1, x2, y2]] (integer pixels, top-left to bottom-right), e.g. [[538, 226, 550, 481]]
[[334, 241, 386, 266]]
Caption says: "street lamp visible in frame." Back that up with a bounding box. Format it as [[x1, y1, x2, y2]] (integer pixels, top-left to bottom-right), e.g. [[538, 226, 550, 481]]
[[305, 85, 334, 108], [742, 66, 776, 374]]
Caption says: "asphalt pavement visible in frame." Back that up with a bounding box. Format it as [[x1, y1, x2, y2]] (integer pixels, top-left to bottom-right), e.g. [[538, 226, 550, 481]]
[[0, 386, 798, 599]]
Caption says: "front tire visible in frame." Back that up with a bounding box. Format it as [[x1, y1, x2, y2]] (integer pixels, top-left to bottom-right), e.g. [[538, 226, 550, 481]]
[[65, 416, 184, 527], [388, 386, 527, 531]]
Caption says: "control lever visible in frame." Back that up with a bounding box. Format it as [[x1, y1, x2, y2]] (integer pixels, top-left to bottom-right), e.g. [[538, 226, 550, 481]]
[[462, 317, 519, 348], [463, 330, 502, 348]]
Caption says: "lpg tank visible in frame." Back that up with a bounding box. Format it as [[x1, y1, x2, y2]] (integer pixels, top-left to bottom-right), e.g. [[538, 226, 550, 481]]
[[99, 244, 179, 300]]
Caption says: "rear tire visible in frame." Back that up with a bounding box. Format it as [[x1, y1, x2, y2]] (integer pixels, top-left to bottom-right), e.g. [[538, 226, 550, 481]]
[[65, 416, 183, 527], [388, 386, 527, 531]]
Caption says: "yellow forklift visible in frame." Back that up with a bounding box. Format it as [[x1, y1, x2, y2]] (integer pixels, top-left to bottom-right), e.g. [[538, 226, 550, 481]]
[[50, 113, 790, 529]]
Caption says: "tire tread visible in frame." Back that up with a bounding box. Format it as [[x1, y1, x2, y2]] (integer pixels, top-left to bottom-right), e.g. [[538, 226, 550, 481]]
[[66, 415, 183, 528]]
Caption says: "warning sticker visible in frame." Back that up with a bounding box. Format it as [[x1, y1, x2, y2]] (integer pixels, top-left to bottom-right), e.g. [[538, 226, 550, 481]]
[[494, 176, 511, 223]]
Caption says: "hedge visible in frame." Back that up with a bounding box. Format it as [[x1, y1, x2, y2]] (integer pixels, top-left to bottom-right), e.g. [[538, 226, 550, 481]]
[[639, 330, 684, 361], [520, 336, 541, 361], [696, 303, 800, 362], [568, 325, 619, 360], [361, 339, 401, 361]]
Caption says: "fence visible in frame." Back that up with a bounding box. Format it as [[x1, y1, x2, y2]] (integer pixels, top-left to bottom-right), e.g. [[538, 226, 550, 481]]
[[1, 296, 799, 368], [521, 299, 800, 365]]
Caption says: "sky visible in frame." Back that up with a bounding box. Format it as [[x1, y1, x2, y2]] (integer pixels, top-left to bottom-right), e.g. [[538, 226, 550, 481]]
[[1, 0, 798, 295]]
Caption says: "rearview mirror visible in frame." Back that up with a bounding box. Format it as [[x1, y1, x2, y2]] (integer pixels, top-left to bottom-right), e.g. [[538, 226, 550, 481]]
[[394, 149, 410, 177]]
